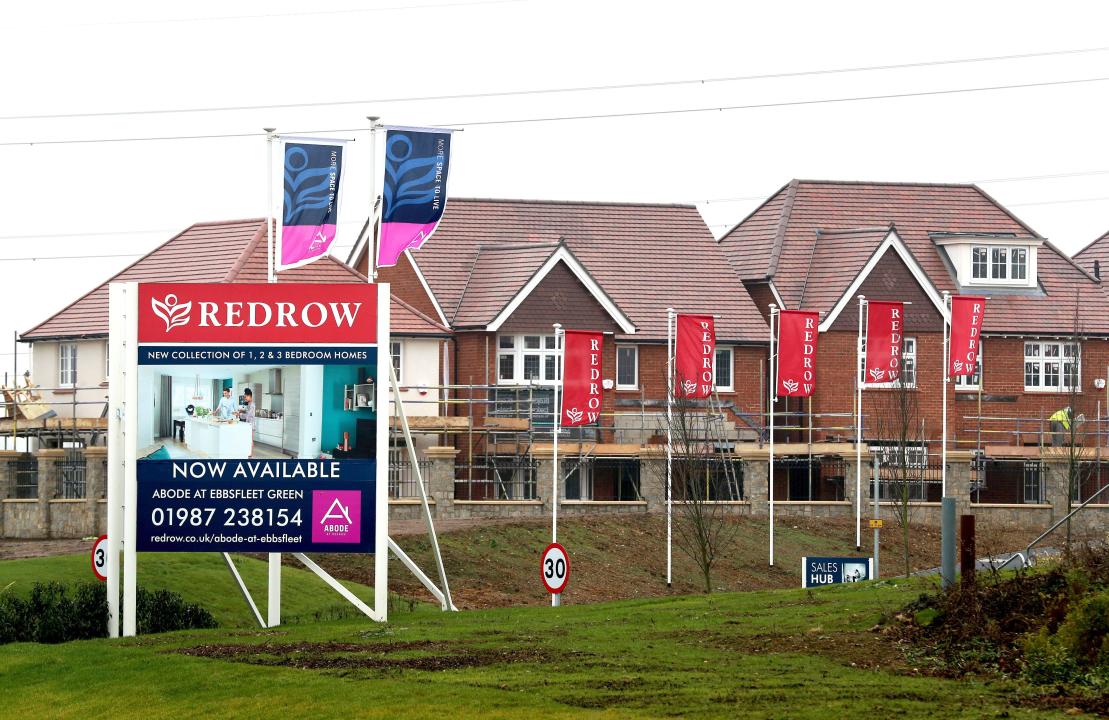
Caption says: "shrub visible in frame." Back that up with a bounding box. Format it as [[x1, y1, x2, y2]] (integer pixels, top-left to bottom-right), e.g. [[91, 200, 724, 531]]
[[0, 583, 216, 644]]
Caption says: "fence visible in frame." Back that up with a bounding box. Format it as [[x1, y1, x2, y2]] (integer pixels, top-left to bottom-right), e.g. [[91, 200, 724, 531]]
[[8, 453, 37, 499], [388, 456, 431, 500], [455, 457, 539, 501], [971, 458, 1045, 504], [564, 457, 643, 501], [59, 448, 87, 499], [874, 461, 944, 503], [771, 456, 845, 501]]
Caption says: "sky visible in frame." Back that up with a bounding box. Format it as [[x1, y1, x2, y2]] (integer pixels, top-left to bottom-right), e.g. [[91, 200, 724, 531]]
[[2, 0, 1109, 377]]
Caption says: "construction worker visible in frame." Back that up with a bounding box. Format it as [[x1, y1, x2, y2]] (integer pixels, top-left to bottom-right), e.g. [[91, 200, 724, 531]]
[[1050, 407, 1086, 447]]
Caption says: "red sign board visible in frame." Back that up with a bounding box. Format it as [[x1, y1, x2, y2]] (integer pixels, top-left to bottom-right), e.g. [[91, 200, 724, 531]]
[[138, 283, 378, 344], [949, 296, 986, 377], [864, 301, 904, 384], [675, 314, 715, 398], [561, 330, 603, 426], [776, 310, 819, 397]]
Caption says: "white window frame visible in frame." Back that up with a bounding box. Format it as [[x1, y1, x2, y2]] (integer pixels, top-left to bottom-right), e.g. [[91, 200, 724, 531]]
[[58, 343, 77, 388], [954, 343, 982, 390], [714, 346, 734, 392], [861, 336, 917, 389], [1024, 341, 1080, 392], [970, 245, 1030, 284], [389, 340, 403, 384], [615, 345, 638, 390], [496, 334, 560, 386]]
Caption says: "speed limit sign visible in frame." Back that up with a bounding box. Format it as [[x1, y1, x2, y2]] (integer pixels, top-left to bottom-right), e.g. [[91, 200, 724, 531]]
[[540, 542, 570, 594], [91, 535, 109, 582]]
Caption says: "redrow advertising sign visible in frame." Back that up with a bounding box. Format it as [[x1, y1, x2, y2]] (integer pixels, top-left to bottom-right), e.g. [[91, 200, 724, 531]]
[[138, 283, 378, 344], [776, 310, 819, 397], [949, 296, 986, 377], [675, 314, 715, 399], [863, 301, 904, 384], [561, 330, 603, 427]]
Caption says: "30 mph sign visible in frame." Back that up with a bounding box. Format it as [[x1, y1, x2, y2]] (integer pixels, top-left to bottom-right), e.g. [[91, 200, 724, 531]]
[[91, 535, 109, 582], [540, 542, 570, 594]]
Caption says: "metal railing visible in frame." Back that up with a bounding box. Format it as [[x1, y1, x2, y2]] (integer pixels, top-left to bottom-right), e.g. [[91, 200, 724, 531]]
[[971, 458, 1045, 505], [8, 454, 37, 499], [454, 458, 538, 501], [59, 450, 87, 499], [772, 455, 845, 501], [388, 457, 431, 499], [563, 457, 643, 501]]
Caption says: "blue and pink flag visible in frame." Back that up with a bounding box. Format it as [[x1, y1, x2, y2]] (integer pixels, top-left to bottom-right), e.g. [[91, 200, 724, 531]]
[[278, 139, 347, 270], [376, 126, 453, 269]]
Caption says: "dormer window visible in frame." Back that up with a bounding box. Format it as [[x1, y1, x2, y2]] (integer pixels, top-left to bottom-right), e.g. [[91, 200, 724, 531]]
[[971, 246, 1027, 282]]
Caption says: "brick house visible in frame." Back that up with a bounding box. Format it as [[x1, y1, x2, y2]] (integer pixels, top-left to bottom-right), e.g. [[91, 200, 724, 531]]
[[719, 180, 1109, 504], [349, 198, 768, 503]]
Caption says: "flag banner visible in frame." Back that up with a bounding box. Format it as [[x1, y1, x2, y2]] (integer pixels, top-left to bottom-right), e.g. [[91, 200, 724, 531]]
[[949, 295, 986, 377], [278, 139, 347, 271], [776, 310, 819, 397], [561, 330, 603, 426], [675, 314, 715, 398], [863, 301, 904, 384], [377, 126, 453, 269]]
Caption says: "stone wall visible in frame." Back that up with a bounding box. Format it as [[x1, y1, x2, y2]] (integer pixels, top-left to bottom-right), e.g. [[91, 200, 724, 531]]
[[6, 444, 1109, 540]]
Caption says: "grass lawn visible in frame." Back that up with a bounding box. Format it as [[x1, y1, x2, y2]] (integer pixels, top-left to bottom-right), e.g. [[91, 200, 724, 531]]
[[0, 552, 427, 627], [0, 558, 1064, 718]]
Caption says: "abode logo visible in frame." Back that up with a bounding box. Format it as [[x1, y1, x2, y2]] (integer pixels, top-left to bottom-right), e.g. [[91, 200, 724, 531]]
[[150, 294, 192, 332], [311, 490, 362, 543], [138, 283, 378, 344]]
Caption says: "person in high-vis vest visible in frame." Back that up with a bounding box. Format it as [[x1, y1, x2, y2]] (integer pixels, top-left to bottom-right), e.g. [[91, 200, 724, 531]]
[[1049, 407, 1085, 447]]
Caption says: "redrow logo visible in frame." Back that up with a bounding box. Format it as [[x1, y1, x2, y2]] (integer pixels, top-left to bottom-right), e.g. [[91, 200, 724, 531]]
[[148, 294, 364, 333]]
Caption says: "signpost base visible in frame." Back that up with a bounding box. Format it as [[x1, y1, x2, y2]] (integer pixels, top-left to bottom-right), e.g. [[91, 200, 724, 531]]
[[552, 593, 561, 607]]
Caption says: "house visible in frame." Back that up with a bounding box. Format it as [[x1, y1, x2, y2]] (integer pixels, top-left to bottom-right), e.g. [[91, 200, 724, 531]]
[[349, 198, 769, 503], [719, 179, 1109, 504], [1074, 229, 1109, 281]]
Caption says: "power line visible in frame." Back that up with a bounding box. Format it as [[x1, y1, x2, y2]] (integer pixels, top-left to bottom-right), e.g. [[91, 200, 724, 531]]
[[1009, 195, 1109, 207], [3, 74, 1107, 148], [5, 45, 1107, 122], [0, 242, 358, 263]]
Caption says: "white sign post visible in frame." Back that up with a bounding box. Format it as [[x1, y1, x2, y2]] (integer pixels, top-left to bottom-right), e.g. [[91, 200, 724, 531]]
[[541, 542, 570, 605]]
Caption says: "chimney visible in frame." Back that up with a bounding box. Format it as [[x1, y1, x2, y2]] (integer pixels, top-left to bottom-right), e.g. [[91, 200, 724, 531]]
[[1095, 260, 1101, 280]]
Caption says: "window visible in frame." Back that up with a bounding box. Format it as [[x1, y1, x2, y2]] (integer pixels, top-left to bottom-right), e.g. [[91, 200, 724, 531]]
[[861, 337, 916, 388], [714, 347, 733, 391], [58, 343, 77, 387], [389, 341, 402, 383], [971, 245, 1031, 283], [497, 334, 560, 385], [954, 344, 982, 390], [616, 346, 638, 389], [1024, 341, 1080, 391], [971, 247, 988, 279]]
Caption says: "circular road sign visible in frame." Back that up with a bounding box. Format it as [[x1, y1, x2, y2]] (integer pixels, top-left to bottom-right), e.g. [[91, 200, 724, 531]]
[[540, 542, 570, 594], [91, 535, 109, 582]]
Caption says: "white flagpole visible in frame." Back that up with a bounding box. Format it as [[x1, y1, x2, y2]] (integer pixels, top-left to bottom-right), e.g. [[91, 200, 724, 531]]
[[552, 323, 562, 607], [856, 294, 866, 551], [265, 128, 276, 284], [666, 308, 675, 587], [769, 304, 777, 566], [367, 115, 381, 279], [942, 291, 950, 497], [263, 128, 281, 627]]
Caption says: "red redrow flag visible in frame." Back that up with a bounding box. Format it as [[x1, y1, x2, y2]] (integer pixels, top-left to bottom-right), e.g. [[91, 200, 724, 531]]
[[561, 330, 603, 426], [776, 310, 820, 397], [949, 296, 986, 377], [675, 314, 715, 398], [863, 301, 904, 385]]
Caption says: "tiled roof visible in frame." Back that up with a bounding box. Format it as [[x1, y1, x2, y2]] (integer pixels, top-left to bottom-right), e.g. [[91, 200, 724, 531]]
[[1074, 229, 1109, 278], [405, 198, 768, 341], [22, 219, 442, 340], [719, 180, 1109, 334]]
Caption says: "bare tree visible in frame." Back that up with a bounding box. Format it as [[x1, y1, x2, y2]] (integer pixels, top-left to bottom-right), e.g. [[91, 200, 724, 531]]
[[656, 389, 742, 593], [872, 343, 926, 578], [1064, 291, 1092, 548]]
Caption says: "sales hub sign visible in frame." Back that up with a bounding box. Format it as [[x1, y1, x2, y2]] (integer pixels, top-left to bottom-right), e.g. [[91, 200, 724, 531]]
[[133, 282, 387, 554], [801, 556, 874, 588]]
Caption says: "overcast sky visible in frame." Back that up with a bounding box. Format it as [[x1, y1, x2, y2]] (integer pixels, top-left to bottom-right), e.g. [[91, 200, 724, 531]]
[[3, 0, 1109, 376]]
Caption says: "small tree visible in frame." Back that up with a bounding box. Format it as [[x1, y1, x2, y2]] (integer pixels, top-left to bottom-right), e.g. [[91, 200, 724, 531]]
[[873, 365, 925, 578], [1064, 291, 1092, 548], [656, 389, 742, 593]]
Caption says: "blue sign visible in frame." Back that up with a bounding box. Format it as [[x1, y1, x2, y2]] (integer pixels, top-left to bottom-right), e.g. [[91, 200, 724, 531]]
[[802, 556, 873, 588], [136, 459, 375, 553], [138, 345, 374, 365]]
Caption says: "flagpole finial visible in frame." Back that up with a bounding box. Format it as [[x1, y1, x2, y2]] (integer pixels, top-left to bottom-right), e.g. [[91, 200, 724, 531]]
[[264, 127, 276, 135]]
